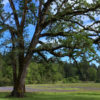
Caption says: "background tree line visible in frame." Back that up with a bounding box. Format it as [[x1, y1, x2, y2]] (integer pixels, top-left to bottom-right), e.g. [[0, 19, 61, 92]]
[[0, 53, 100, 86]]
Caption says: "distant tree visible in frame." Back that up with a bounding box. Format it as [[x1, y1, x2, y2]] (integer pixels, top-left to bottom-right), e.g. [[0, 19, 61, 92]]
[[96, 66, 100, 82], [26, 62, 41, 84], [87, 67, 97, 81], [64, 63, 78, 78]]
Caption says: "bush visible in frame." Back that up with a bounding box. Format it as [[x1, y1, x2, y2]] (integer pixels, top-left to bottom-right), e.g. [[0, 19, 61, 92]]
[[95, 79, 100, 83], [63, 76, 80, 83], [0, 77, 12, 86]]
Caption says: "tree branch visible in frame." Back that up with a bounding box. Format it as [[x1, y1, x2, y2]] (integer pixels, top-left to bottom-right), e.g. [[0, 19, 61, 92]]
[[37, 51, 48, 62], [41, 0, 55, 23], [49, 51, 69, 57], [33, 44, 77, 53], [41, 3, 100, 28], [0, 28, 8, 33], [8, 0, 20, 28], [42, 0, 55, 15], [20, 0, 28, 33], [40, 31, 99, 38]]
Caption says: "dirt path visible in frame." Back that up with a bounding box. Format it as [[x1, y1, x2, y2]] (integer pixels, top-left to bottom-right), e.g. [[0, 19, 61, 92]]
[[0, 86, 78, 92], [0, 86, 100, 92]]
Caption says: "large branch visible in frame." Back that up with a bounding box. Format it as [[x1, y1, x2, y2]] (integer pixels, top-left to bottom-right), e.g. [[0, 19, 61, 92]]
[[33, 44, 78, 53], [49, 51, 69, 57], [8, 0, 19, 28], [38, 0, 42, 23], [37, 51, 48, 62], [41, 0, 55, 23], [40, 32, 70, 37], [0, 28, 8, 33], [40, 31, 99, 38], [0, 22, 17, 33], [36, 49, 69, 57], [42, 0, 55, 15], [20, 0, 28, 33]]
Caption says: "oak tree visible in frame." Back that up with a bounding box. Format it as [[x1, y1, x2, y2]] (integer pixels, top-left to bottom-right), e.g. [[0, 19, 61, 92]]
[[0, 0, 100, 97]]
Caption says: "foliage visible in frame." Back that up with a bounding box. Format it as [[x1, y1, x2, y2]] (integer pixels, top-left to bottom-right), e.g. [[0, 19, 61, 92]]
[[96, 66, 100, 83], [64, 63, 78, 78], [63, 76, 80, 83], [0, 55, 12, 86], [26, 62, 41, 84], [0, 77, 11, 86], [0, 53, 98, 85], [26, 62, 63, 84], [87, 67, 97, 81]]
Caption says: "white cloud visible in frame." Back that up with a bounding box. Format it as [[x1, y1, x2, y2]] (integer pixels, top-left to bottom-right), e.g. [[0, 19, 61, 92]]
[[2, 0, 8, 5], [87, 0, 93, 4]]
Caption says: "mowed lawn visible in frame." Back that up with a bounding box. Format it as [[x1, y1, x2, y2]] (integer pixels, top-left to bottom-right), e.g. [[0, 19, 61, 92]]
[[1, 92, 100, 100], [1, 83, 100, 100]]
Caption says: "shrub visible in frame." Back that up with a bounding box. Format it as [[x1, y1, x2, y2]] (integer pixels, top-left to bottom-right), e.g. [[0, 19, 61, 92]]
[[63, 76, 80, 83], [95, 79, 100, 83], [0, 77, 12, 86]]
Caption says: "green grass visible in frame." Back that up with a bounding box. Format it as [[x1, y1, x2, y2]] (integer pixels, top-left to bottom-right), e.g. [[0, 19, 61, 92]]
[[27, 83, 100, 88], [27, 83, 100, 92], [1, 92, 100, 100], [1, 83, 100, 100]]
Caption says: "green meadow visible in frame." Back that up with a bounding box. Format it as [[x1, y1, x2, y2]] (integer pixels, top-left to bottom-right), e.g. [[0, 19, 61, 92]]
[[1, 83, 100, 100], [0, 92, 100, 100]]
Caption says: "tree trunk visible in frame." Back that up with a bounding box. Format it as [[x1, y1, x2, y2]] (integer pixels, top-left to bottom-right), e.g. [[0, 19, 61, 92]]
[[11, 80, 25, 97], [10, 61, 29, 97], [73, 57, 87, 81], [10, 59, 26, 97]]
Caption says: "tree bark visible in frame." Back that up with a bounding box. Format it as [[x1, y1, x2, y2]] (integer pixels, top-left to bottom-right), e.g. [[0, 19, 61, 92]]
[[10, 61, 29, 97], [10, 50, 26, 97], [10, 62, 26, 97], [11, 63, 26, 97], [11, 80, 25, 97]]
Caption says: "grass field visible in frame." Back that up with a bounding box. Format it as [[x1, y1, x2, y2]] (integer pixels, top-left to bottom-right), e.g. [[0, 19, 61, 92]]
[[27, 83, 100, 92], [1, 83, 100, 100], [1, 92, 100, 100]]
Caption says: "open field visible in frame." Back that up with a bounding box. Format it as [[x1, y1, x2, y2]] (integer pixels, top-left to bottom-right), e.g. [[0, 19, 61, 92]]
[[1, 83, 100, 92], [0, 83, 100, 100]]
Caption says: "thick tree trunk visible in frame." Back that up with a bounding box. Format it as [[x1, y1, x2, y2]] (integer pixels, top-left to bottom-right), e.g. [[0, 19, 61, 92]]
[[10, 62, 29, 97], [11, 80, 25, 97], [10, 35, 26, 97], [10, 58, 26, 97]]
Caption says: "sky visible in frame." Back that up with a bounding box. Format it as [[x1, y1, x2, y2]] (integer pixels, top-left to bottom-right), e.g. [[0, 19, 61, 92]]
[[2, 0, 8, 5], [3, 0, 93, 5], [1, 0, 100, 66]]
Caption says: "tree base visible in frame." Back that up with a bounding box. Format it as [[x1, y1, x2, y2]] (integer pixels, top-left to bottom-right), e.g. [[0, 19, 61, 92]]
[[10, 87, 25, 98], [10, 90, 25, 98]]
